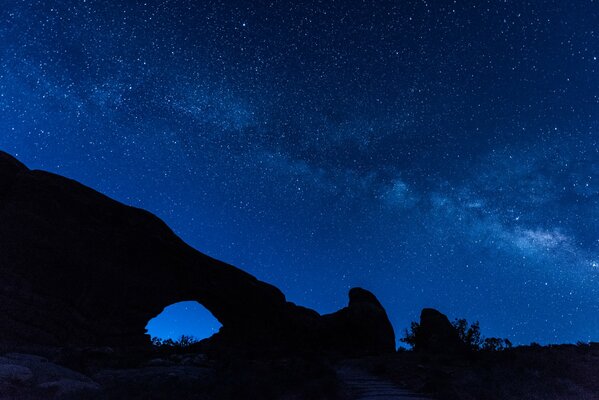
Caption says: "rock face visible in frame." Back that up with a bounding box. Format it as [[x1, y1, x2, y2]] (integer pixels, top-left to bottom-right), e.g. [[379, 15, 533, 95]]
[[320, 288, 396, 356], [0, 151, 395, 356], [415, 308, 465, 353]]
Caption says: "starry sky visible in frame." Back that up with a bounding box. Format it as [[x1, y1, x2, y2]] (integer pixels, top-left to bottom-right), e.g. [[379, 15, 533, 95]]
[[1, 0, 598, 345]]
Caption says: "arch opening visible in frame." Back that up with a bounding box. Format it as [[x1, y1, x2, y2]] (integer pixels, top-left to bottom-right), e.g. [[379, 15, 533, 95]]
[[145, 301, 222, 343]]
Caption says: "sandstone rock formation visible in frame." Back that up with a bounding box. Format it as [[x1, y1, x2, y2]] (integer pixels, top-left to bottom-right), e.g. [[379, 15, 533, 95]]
[[0, 151, 394, 356], [415, 308, 465, 353], [320, 288, 396, 356]]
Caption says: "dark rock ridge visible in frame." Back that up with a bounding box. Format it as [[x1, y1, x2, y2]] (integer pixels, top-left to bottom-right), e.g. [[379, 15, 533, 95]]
[[0, 151, 394, 356], [414, 308, 465, 353]]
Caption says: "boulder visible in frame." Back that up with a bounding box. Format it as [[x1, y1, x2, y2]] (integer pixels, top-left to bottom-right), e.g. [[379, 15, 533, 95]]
[[37, 379, 101, 397], [0, 364, 33, 384], [0, 352, 101, 399], [0, 353, 95, 385], [415, 308, 465, 354], [320, 288, 396, 356]]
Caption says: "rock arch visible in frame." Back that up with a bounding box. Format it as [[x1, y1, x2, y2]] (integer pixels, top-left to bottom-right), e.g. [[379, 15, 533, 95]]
[[0, 151, 395, 356]]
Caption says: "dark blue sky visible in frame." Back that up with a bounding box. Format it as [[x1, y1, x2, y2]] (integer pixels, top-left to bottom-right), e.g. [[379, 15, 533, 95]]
[[1, 0, 598, 345]]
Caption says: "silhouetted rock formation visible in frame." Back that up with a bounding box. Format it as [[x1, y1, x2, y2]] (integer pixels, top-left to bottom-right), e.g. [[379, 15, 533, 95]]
[[0, 151, 395, 356], [415, 308, 465, 353], [321, 288, 396, 356]]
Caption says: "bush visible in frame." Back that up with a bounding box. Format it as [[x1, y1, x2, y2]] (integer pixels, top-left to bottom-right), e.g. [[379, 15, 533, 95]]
[[482, 337, 512, 351], [400, 317, 512, 352], [399, 321, 421, 348], [151, 335, 199, 349], [452, 319, 482, 351]]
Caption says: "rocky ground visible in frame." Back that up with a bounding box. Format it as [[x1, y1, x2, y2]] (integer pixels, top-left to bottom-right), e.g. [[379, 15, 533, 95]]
[[335, 364, 431, 399], [0, 347, 343, 400], [347, 343, 599, 400], [2, 343, 599, 399]]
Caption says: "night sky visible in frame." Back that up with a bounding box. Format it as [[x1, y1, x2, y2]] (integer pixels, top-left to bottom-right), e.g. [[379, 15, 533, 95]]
[[1, 0, 598, 346]]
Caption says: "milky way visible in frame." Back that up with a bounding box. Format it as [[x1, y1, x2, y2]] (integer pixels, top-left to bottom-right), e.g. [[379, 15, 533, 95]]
[[1, 0, 598, 344]]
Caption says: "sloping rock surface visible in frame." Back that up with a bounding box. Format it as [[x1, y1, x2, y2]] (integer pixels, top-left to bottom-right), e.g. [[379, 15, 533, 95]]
[[0, 353, 100, 399]]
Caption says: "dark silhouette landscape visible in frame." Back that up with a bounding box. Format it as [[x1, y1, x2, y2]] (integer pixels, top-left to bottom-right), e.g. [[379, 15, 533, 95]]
[[1, 150, 598, 399]]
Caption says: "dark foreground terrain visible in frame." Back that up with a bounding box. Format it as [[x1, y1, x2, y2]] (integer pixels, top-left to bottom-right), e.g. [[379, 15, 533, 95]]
[[349, 342, 599, 400], [0, 345, 342, 400], [1, 342, 598, 399]]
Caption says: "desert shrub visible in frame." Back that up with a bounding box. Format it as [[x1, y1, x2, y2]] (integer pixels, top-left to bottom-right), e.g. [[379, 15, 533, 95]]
[[151, 334, 199, 349], [452, 319, 482, 351], [400, 317, 511, 352], [399, 321, 421, 348], [482, 337, 512, 351]]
